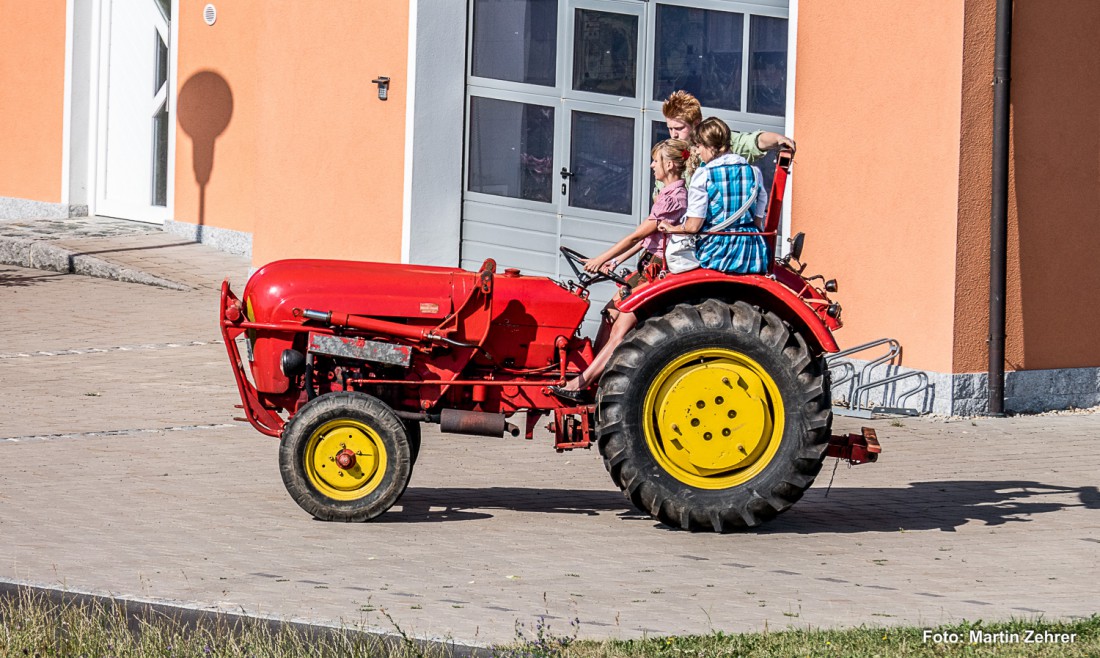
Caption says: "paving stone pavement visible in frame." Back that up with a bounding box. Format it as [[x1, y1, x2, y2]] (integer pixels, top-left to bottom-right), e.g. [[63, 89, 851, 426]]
[[1, 259, 1098, 648]]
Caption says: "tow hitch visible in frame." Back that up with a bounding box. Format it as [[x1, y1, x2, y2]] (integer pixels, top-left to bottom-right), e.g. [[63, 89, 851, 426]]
[[825, 427, 881, 465]]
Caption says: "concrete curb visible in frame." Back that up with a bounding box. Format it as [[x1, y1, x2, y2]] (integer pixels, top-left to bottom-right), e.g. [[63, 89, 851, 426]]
[[0, 236, 191, 291]]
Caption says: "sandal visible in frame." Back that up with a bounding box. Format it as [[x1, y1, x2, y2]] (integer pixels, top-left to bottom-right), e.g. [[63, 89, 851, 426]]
[[548, 385, 588, 403]]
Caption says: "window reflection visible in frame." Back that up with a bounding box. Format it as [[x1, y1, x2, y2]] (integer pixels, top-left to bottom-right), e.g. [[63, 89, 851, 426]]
[[569, 112, 634, 214], [654, 5, 743, 111], [468, 97, 555, 203], [748, 15, 788, 116], [572, 9, 638, 97], [472, 0, 558, 86]]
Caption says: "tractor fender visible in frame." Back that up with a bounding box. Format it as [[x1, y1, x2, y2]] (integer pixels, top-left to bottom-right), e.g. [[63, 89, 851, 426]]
[[616, 269, 839, 354]]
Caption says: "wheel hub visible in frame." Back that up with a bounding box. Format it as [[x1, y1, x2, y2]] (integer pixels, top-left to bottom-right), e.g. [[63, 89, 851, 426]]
[[643, 348, 784, 489], [306, 420, 387, 498], [334, 448, 357, 469], [656, 361, 770, 475]]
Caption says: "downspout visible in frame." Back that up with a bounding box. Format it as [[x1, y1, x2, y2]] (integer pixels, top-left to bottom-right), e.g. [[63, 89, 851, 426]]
[[988, 0, 1012, 415]]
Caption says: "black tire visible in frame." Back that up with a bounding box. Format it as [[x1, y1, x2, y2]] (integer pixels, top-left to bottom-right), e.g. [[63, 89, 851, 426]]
[[596, 299, 832, 531], [279, 391, 412, 522], [403, 419, 422, 465]]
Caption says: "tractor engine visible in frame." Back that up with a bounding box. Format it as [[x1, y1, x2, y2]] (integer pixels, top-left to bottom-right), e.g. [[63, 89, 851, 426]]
[[236, 259, 592, 417]]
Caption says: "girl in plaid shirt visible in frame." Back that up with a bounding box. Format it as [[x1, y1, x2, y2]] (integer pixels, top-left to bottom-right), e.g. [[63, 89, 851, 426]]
[[658, 118, 769, 274]]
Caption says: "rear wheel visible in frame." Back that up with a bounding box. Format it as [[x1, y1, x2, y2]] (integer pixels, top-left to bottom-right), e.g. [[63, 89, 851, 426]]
[[596, 300, 831, 531], [279, 392, 412, 522]]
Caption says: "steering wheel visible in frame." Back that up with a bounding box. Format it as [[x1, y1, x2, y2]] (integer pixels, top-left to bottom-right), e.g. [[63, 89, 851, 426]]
[[560, 246, 633, 290]]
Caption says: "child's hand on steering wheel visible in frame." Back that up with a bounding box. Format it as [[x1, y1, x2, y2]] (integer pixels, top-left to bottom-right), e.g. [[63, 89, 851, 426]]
[[582, 257, 604, 273]]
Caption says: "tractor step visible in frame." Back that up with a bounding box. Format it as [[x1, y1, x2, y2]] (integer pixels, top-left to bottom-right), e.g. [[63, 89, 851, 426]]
[[548, 404, 596, 451], [825, 427, 881, 465]]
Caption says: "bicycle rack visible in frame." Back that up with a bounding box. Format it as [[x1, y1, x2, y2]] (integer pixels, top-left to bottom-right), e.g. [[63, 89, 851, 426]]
[[826, 338, 932, 418]]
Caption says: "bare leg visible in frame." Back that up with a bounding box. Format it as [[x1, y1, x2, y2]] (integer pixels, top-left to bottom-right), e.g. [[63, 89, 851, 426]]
[[593, 304, 619, 353], [562, 311, 637, 391]]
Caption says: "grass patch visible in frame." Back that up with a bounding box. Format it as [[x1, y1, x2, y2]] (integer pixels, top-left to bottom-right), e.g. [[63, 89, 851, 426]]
[[493, 616, 1099, 658], [0, 588, 452, 657], [2, 588, 1096, 657]]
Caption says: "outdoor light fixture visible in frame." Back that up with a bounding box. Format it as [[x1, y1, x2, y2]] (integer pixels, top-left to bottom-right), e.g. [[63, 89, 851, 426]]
[[372, 76, 390, 101]]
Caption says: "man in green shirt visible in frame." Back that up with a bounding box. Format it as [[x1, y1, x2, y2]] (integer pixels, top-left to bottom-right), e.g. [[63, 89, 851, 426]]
[[662, 90, 795, 183]]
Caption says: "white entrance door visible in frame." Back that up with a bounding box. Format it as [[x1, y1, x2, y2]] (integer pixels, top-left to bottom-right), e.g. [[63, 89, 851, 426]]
[[95, 0, 172, 223]]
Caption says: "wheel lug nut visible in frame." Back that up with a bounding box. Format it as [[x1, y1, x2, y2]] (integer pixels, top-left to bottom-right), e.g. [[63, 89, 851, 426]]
[[671, 424, 682, 435], [737, 444, 746, 453], [721, 377, 732, 388]]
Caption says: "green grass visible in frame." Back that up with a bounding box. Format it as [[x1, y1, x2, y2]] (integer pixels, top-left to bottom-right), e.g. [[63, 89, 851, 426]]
[[0, 588, 447, 658], [2, 588, 1097, 657], [501, 616, 1100, 658]]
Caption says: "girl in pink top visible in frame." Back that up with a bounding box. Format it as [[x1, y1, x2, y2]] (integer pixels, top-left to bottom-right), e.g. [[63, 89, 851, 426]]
[[551, 139, 689, 402]]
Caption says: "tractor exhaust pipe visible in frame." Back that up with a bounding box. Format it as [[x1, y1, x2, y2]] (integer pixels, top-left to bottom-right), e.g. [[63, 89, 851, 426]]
[[439, 409, 520, 438]]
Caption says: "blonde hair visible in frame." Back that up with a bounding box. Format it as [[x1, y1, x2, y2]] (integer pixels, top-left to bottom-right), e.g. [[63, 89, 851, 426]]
[[691, 117, 731, 152], [661, 91, 702, 126], [651, 138, 691, 176]]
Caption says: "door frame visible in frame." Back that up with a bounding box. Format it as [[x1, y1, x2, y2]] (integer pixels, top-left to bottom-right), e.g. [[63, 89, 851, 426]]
[[85, 0, 178, 224]]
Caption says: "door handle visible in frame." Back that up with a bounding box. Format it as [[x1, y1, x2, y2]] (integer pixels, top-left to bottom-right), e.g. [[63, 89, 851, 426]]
[[559, 167, 575, 180]]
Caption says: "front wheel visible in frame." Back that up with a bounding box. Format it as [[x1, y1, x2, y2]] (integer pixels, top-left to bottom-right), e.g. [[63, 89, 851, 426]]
[[279, 392, 412, 522], [596, 300, 832, 531]]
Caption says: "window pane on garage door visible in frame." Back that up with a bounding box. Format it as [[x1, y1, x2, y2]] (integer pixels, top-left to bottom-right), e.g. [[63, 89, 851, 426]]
[[467, 96, 556, 203]]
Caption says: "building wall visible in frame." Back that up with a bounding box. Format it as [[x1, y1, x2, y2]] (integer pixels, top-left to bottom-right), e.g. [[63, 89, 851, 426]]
[[953, 0, 1100, 373], [791, 1, 966, 374], [174, 2, 410, 267], [0, 1, 67, 204]]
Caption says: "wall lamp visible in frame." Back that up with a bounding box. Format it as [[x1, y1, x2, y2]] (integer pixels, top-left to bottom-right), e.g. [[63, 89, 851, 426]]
[[371, 76, 391, 101]]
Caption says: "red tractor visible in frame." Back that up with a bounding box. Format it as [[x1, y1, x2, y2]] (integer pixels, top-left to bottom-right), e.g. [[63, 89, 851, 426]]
[[219, 153, 880, 531]]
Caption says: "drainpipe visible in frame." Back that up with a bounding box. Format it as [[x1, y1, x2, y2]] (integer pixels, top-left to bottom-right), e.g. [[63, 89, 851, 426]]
[[988, 0, 1012, 415]]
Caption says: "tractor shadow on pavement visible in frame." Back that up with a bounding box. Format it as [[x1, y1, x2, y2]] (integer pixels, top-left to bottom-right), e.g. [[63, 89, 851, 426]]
[[365, 481, 1100, 532], [763, 480, 1100, 534], [377, 486, 636, 524]]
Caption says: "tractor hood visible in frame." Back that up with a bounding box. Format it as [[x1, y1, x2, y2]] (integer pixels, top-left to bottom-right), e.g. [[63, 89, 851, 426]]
[[243, 259, 472, 325]]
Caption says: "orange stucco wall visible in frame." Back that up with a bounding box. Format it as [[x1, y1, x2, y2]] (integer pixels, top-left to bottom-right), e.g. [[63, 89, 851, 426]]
[[954, 0, 1100, 373], [792, 1, 966, 374], [0, 1, 67, 203], [174, 3, 409, 267]]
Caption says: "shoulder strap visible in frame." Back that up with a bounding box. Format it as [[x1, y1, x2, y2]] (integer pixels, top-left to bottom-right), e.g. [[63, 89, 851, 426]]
[[705, 165, 759, 234]]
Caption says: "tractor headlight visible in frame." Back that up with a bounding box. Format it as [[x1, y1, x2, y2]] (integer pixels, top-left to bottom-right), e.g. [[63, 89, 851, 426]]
[[825, 279, 838, 293], [826, 302, 842, 319], [281, 349, 306, 376]]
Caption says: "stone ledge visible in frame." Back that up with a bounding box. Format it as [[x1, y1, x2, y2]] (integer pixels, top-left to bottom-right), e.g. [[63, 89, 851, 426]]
[[164, 219, 251, 257], [0, 236, 190, 291], [828, 355, 1100, 416], [0, 197, 87, 220]]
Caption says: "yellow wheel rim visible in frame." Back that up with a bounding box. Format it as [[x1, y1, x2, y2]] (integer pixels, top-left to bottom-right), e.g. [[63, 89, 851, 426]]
[[642, 348, 784, 489], [304, 419, 388, 501]]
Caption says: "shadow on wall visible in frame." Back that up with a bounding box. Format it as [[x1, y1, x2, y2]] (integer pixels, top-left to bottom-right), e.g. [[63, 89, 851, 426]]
[[1012, 3, 1100, 370], [177, 71, 233, 238]]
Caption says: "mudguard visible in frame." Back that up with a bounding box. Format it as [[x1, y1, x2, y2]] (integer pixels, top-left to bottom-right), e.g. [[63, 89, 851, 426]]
[[616, 268, 840, 354]]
